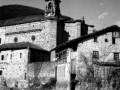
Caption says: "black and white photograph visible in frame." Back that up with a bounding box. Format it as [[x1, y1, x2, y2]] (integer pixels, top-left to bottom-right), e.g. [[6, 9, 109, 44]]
[[0, 0, 120, 90]]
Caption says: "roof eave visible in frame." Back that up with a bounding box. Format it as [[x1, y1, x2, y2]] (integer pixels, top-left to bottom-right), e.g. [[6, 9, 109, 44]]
[[51, 25, 120, 51]]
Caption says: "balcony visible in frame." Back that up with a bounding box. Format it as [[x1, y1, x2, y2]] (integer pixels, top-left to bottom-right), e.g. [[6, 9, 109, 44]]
[[56, 49, 67, 63]]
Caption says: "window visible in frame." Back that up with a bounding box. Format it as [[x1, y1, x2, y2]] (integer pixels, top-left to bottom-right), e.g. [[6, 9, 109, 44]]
[[56, 49, 67, 61], [114, 53, 119, 61], [113, 32, 120, 38], [62, 50, 67, 59], [105, 39, 108, 42], [14, 37, 18, 42], [94, 37, 97, 42], [0, 70, 2, 75], [20, 53, 22, 58], [25, 73, 26, 80], [10, 54, 12, 59], [31, 35, 35, 41], [0, 38, 1, 44], [112, 38, 115, 44], [1, 55, 4, 60], [93, 51, 99, 58]]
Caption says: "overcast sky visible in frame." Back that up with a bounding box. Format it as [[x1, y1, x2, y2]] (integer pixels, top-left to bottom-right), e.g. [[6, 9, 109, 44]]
[[1, 0, 120, 30]]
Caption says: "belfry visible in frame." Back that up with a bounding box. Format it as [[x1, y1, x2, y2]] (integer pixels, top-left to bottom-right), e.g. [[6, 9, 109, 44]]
[[45, 0, 61, 17]]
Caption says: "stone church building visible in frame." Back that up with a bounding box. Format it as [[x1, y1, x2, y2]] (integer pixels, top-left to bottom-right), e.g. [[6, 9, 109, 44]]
[[0, 0, 120, 90]]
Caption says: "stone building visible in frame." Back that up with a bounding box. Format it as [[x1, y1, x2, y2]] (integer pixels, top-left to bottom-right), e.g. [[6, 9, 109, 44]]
[[0, 0, 120, 90], [0, 0, 92, 89], [53, 25, 120, 90]]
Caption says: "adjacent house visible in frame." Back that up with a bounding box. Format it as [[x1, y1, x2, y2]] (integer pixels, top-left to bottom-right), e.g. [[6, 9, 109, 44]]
[[53, 25, 120, 90]]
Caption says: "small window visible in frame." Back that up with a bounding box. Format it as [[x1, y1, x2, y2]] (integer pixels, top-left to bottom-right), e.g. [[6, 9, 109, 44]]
[[112, 38, 115, 44], [105, 39, 108, 42], [114, 53, 119, 62], [25, 73, 26, 80], [1, 55, 4, 60], [31, 35, 35, 41], [93, 51, 99, 58], [62, 50, 67, 59], [20, 53, 22, 58], [0, 38, 1, 44], [94, 37, 97, 42], [0, 70, 2, 75], [14, 37, 18, 42], [59, 52, 62, 60], [10, 54, 12, 59], [113, 32, 120, 38]]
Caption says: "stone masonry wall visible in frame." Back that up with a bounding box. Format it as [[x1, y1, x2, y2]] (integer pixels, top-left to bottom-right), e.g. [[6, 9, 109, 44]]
[[0, 27, 5, 45], [75, 31, 120, 90], [65, 22, 81, 41], [27, 62, 56, 86], [77, 32, 120, 63], [0, 49, 28, 88], [4, 20, 57, 51]]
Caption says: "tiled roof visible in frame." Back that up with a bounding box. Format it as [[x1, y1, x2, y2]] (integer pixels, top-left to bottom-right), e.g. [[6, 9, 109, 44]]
[[0, 15, 46, 27], [0, 4, 45, 20], [0, 4, 73, 27], [0, 15, 73, 27], [52, 25, 120, 51], [0, 42, 48, 51]]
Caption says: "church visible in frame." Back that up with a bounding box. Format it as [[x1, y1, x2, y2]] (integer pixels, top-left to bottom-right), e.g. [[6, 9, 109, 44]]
[[0, 0, 120, 90]]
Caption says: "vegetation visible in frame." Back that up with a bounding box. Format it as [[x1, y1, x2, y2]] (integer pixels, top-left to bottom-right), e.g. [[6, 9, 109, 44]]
[[27, 77, 56, 90], [74, 52, 103, 90], [0, 77, 56, 90], [107, 68, 120, 90]]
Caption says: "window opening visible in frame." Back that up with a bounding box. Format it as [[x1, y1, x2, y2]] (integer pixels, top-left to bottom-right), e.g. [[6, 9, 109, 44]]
[[112, 38, 115, 44], [114, 53, 119, 62], [0, 70, 2, 75], [14, 37, 18, 42], [94, 37, 97, 42], [1, 55, 4, 60], [31, 35, 35, 41], [93, 51, 99, 58]]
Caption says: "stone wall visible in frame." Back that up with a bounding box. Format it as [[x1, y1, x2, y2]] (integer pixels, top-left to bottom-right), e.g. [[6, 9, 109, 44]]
[[0, 27, 5, 45], [0, 49, 28, 88], [65, 22, 81, 40], [27, 62, 56, 86], [0, 49, 55, 89], [77, 32, 120, 63], [5, 22, 45, 34], [75, 31, 120, 90], [4, 20, 57, 51], [75, 32, 120, 80]]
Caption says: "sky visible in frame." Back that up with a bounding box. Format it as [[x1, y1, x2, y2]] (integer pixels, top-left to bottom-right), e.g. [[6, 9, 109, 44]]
[[1, 0, 120, 30]]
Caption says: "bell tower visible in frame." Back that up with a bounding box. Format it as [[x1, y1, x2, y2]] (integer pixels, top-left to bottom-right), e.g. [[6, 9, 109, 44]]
[[45, 0, 61, 17]]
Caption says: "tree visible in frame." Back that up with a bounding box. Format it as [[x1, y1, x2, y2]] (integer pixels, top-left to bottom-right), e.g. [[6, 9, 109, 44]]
[[75, 52, 103, 90], [76, 52, 94, 82], [107, 68, 120, 90]]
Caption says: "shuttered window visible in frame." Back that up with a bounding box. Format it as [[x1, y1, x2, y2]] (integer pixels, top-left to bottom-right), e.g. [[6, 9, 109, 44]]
[[93, 51, 99, 59], [114, 53, 119, 62]]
